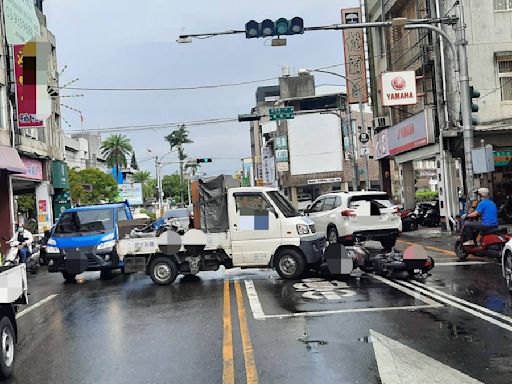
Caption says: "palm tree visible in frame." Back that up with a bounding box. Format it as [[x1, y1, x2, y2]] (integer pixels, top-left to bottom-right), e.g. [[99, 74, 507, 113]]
[[132, 170, 154, 203], [101, 135, 133, 181], [165, 125, 193, 203], [132, 170, 151, 185]]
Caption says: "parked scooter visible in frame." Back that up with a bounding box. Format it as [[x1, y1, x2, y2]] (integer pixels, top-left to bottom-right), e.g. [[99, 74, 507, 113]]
[[4, 240, 40, 274], [454, 217, 512, 261], [416, 201, 441, 227], [401, 209, 419, 232]]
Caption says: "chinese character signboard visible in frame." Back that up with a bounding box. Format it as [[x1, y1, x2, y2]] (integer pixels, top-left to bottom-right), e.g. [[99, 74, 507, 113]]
[[118, 183, 143, 206], [13, 44, 44, 128], [341, 8, 368, 104], [4, 0, 40, 44], [381, 71, 417, 106], [20, 157, 43, 180], [274, 136, 289, 172]]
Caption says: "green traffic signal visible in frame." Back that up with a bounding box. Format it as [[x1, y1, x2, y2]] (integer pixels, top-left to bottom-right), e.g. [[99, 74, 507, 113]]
[[244, 17, 304, 38]]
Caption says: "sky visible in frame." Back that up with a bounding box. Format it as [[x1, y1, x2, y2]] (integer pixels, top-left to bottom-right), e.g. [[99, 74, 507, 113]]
[[44, 0, 358, 177]]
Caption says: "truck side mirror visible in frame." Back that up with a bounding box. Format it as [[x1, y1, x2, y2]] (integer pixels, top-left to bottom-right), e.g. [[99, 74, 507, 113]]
[[267, 207, 278, 219]]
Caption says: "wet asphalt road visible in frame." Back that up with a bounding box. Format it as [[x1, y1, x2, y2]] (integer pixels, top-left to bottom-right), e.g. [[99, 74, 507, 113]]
[[7, 234, 512, 384]]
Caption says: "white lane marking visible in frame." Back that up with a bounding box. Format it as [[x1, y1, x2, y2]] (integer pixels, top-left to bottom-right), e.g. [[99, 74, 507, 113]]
[[435, 261, 491, 266], [370, 274, 443, 307], [253, 305, 438, 319], [396, 280, 512, 332], [409, 279, 512, 324], [16, 294, 58, 319], [244, 278, 440, 320], [370, 329, 483, 384], [244, 280, 265, 320]]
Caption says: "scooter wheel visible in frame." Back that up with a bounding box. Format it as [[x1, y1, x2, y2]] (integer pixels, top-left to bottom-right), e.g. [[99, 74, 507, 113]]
[[454, 240, 469, 261]]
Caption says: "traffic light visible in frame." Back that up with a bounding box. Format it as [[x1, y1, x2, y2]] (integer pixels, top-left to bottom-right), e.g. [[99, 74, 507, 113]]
[[244, 17, 304, 39], [196, 158, 212, 163], [470, 86, 480, 126]]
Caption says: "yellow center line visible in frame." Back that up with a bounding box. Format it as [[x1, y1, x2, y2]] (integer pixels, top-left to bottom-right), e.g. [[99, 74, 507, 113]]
[[398, 239, 456, 257], [234, 280, 259, 384], [223, 280, 234, 384]]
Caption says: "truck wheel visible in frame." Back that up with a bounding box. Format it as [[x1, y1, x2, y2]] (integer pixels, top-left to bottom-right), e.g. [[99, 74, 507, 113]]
[[275, 249, 306, 280], [0, 316, 15, 380], [149, 257, 178, 286], [381, 236, 397, 250], [62, 272, 76, 283]]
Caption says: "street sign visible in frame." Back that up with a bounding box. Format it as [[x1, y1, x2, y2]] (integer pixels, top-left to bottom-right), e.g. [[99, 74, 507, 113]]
[[360, 146, 370, 156], [269, 107, 294, 121], [359, 132, 370, 144]]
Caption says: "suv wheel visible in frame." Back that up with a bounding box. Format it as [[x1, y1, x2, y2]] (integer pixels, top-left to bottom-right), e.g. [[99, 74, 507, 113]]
[[327, 227, 339, 244]]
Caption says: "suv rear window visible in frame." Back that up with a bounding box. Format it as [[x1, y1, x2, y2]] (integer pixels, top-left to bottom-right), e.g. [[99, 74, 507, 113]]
[[349, 194, 395, 215]]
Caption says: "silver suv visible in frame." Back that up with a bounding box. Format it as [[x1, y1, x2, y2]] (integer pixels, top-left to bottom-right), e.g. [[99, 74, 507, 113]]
[[306, 191, 402, 249]]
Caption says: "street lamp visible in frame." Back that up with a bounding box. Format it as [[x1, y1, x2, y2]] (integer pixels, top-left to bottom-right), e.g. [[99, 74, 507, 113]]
[[147, 149, 178, 215], [301, 68, 370, 191]]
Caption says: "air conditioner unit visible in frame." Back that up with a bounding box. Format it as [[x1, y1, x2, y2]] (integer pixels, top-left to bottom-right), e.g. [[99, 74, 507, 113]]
[[373, 116, 391, 129]]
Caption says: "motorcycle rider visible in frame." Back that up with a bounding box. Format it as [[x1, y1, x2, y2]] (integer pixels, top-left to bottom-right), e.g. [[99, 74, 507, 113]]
[[9, 225, 34, 263], [463, 187, 498, 246]]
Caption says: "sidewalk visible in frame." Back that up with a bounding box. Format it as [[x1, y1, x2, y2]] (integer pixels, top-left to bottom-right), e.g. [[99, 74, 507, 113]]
[[400, 227, 454, 240]]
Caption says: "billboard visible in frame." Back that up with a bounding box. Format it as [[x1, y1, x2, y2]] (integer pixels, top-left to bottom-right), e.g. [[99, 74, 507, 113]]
[[341, 7, 368, 104], [288, 113, 343, 175], [381, 71, 417, 106], [13, 45, 44, 128], [374, 109, 435, 159], [4, 0, 40, 44], [118, 183, 143, 206]]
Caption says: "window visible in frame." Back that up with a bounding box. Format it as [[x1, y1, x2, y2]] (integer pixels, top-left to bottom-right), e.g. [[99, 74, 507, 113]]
[[54, 209, 114, 236], [235, 193, 270, 215], [498, 56, 512, 101], [334, 196, 342, 209], [309, 198, 324, 213], [495, 0, 512, 10], [267, 191, 298, 218], [117, 208, 128, 222], [322, 197, 337, 211]]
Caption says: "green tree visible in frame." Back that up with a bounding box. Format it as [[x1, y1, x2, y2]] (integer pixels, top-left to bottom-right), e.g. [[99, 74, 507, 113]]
[[100, 134, 133, 172], [130, 152, 139, 170], [165, 125, 193, 204], [132, 170, 155, 203], [17, 194, 36, 216], [162, 174, 187, 201], [69, 168, 118, 205]]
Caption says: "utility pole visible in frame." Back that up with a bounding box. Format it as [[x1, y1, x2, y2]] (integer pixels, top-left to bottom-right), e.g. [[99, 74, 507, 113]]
[[155, 155, 163, 215], [178, 144, 185, 205], [346, 100, 359, 191], [455, 2, 475, 194]]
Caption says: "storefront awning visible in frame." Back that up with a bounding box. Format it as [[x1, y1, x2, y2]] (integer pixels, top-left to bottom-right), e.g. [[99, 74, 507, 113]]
[[0, 146, 26, 174]]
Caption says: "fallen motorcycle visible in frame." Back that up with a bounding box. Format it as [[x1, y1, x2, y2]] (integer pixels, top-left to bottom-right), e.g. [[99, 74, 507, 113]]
[[323, 242, 434, 278]]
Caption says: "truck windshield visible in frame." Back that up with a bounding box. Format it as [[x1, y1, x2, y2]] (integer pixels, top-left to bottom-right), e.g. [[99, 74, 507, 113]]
[[268, 191, 299, 218], [54, 209, 114, 236]]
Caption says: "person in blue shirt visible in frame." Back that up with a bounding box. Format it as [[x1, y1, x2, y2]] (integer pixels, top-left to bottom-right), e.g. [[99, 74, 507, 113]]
[[463, 187, 499, 245]]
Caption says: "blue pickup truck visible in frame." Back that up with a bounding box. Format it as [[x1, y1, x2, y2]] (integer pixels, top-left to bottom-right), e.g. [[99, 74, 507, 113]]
[[46, 202, 132, 282]]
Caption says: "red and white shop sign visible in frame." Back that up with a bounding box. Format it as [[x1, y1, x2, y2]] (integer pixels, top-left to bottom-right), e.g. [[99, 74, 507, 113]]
[[381, 71, 417, 106]]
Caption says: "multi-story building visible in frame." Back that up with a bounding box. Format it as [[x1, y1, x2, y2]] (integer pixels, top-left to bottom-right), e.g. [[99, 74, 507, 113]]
[[365, 0, 512, 226], [0, 0, 68, 248], [64, 132, 109, 173], [247, 70, 379, 207]]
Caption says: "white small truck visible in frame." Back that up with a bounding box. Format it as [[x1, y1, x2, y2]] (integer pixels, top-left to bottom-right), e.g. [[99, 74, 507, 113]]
[[0, 264, 28, 379], [117, 177, 328, 285]]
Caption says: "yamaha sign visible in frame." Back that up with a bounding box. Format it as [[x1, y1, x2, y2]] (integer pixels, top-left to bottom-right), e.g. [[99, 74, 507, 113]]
[[381, 71, 417, 106]]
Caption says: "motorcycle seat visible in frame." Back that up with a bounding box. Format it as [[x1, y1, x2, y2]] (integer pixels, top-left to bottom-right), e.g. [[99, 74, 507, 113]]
[[480, 227, 505, 235]]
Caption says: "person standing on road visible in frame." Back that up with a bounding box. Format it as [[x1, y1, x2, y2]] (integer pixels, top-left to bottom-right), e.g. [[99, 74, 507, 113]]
[[463, 188, 498, 245]]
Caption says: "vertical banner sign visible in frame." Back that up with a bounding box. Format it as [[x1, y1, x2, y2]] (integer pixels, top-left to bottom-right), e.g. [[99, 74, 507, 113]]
[[341, 8, 368, 104], [13, 44, 44, 128]]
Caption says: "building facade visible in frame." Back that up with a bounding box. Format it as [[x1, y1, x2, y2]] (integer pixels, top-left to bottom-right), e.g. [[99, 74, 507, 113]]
[[248, 70, 380, 208], [365, 0, 512, 226]]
